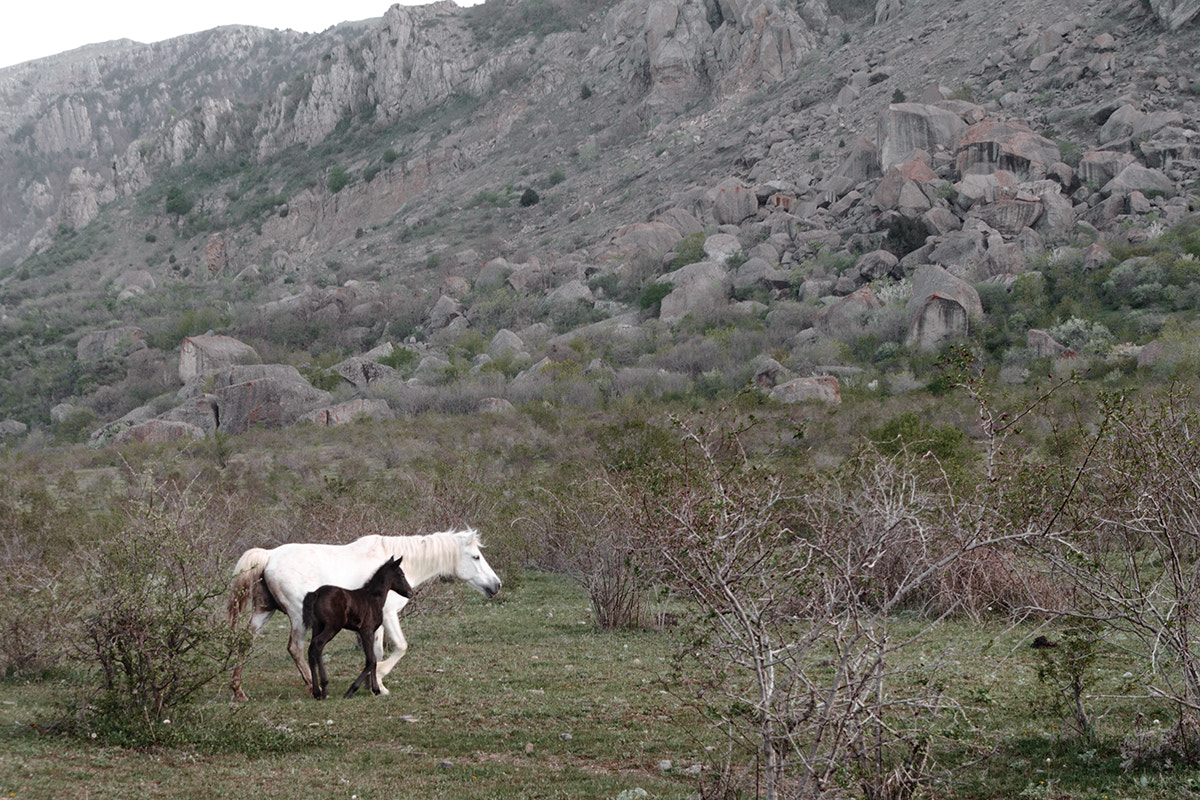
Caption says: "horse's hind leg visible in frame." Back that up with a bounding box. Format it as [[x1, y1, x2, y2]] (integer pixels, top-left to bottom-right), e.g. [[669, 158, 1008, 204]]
[[287, 614, 314, 692], [230, 608, 273, 702]]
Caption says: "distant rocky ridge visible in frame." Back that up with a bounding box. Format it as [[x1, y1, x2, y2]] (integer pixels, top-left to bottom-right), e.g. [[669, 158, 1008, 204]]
[[0, 0, 1199, 437]]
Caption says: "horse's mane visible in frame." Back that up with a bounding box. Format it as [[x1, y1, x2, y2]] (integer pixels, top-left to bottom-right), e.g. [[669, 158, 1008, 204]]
[[379, 528, 479, 583]]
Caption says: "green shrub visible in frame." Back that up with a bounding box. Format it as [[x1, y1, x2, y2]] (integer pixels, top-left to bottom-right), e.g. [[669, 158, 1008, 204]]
[[520, 187, 540, 207], [882, 215, 931, 257], [547, 168, 566, 186], [382, 147, 398, 164], [639, 281, 674, 314], [165, 186, 194, 216], [327, 165, 352, 193], [870, 410, 970, 467], [671, 232, 707, 269]]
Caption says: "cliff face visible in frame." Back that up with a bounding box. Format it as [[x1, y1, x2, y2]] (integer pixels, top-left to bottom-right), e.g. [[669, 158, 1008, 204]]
[[0, 0, 832, 272]]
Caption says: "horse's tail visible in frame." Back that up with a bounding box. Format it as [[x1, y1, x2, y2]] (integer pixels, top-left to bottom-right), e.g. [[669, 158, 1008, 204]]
[[228, 547, 275, 626], [301, 590, 317, 631]]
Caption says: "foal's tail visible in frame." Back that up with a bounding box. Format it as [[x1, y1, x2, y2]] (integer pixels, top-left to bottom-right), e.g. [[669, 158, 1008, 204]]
[[227, 547, 275, 626], [301, 591, 317, 631]]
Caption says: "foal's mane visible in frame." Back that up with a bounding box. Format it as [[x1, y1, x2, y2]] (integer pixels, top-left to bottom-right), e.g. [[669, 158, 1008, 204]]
[[381, 528, 478, 583]]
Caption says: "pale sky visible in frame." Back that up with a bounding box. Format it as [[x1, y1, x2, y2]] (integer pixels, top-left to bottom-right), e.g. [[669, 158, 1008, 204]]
[[0, 0, 479, 70]]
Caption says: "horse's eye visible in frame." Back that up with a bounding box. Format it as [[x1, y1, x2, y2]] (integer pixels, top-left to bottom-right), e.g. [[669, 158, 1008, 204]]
[[472, 554, 481, 560]]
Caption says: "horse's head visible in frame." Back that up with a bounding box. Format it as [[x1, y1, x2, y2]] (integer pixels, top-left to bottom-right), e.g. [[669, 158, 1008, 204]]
[[382, 555, 415, 599], [454, 529, 502, 598]]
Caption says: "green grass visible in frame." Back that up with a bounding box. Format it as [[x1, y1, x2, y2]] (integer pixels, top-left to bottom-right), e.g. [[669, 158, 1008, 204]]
[[4, 571, 1198, 798], [0, 573, 698, 799]]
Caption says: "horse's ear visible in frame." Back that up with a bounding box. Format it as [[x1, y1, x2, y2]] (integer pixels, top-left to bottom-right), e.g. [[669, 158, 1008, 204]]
[[396, 555, 403, 564]]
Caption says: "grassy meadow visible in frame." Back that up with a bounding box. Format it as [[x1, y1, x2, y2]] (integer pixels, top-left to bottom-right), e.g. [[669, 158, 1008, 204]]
[[0, 571, 1192, 799], [5, 385, 1200, 798]]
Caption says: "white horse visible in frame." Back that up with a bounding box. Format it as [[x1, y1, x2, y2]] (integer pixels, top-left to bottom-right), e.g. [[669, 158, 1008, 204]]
[[227, 528, 501, 701]]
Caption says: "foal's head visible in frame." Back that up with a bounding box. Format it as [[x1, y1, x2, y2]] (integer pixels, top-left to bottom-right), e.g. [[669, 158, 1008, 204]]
[[368, 555, 414, 600]]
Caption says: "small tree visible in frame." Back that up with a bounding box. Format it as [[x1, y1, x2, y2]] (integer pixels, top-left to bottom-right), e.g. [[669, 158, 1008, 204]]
[[165, 186, 194, 216]]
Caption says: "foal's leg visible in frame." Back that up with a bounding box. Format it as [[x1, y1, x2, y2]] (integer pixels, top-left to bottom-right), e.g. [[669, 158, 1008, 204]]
[[345, 625, 380, 698], [307, 622, 330, 700]]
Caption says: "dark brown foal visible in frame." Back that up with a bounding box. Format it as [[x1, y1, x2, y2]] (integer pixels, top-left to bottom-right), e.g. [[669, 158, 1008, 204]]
[[301, 555, 414, 699]]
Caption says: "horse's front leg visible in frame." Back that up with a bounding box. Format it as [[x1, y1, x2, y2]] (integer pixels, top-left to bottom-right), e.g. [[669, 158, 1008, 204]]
[[376, 595, 410, 686]]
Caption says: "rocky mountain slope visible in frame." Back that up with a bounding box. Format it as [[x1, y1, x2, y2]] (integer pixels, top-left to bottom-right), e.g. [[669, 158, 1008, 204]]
[[0, 0, 1198, 441]]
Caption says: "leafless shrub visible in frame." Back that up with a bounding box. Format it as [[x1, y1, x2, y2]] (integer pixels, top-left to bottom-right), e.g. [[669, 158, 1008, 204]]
[[627, 408, 1058, 800], [0, 563, 76, 677], [615, 366, 690, 398], [522, 476, 649, 630], [1030, 388, 1200, 750]]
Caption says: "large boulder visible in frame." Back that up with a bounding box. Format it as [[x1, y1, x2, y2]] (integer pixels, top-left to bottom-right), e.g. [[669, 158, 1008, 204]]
[[159, 394, 219, 434], [609, 221, 684, 260], [1102, 164, 1175, 197], [955, 120, 1061, 180], [907, 263, 983, 320], [489, 329, 526, 359], [878, 103, 970, 170], [734, 257, 792, 291], [872, 157, 938, 213], [970, 188, 1044, 236], [709, 179, 760, 225], [816, 286, 884, 339], [333, 357, 401, 389], [211, 365, 333, 434], [178, 334, 260, 384], [300, 399, 392, 426], [905, 292, 972, 351], [657, 261, 731, 324], [1028, 329, 1071, 358], [836, 135, 882, 182], [1078, 150, 1135, 188], [770, 376, 841, 405], [0, 420, 28, 438], [77, 326, 147, 362], [111, 420, 206, 446], [1147, 0, 1200, 29], [428, 294, 464, 330], [1099, 104, 1185, 144]]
